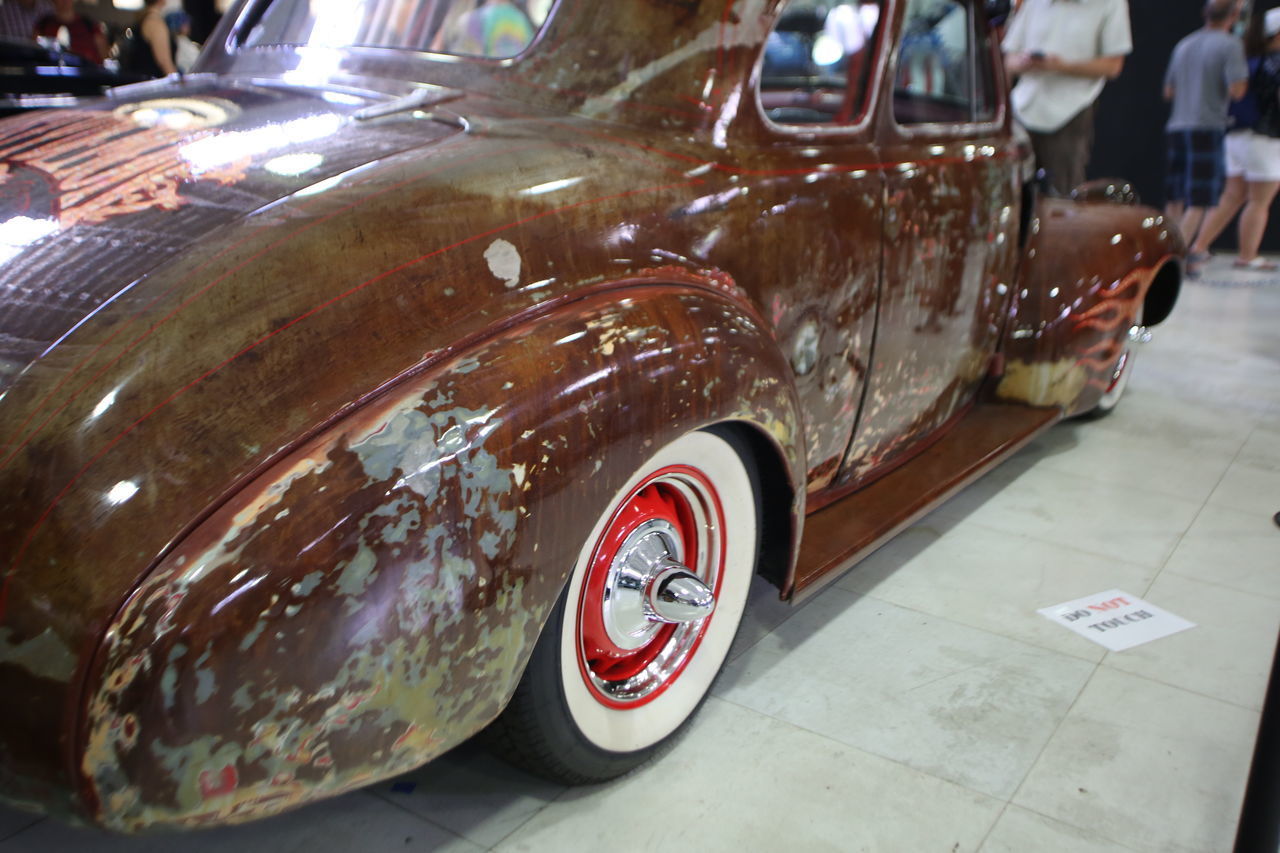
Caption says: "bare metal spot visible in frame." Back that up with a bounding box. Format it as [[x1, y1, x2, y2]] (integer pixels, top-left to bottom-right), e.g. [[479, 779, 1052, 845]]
[[0, 627, 77, 681], [484, 239, 522, 289]]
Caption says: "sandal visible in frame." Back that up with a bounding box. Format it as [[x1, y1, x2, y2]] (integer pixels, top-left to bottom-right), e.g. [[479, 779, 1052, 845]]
[[1232, 257, 1278, 271], [1186, 253, 1208, 278]]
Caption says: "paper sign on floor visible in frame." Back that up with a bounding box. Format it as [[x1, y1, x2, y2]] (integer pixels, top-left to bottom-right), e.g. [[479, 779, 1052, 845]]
[[1037, 589, 1195, 652]]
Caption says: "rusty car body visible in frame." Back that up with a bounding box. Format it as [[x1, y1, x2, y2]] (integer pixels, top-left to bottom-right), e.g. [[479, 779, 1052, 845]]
[[0, 0, 1181, 832]]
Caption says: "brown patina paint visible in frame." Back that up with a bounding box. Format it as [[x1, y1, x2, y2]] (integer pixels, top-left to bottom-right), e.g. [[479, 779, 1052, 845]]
[[0, 0, 1180, 828]]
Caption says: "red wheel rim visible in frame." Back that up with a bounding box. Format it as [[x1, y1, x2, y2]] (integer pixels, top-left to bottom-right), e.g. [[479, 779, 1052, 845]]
[[575, 465, 726, 709]]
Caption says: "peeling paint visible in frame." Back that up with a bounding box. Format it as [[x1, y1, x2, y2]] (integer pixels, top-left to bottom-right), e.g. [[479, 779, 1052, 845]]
[[484, 238, 522, 289], [0, 627, 77, 682], [997, 357, 1088, 408]]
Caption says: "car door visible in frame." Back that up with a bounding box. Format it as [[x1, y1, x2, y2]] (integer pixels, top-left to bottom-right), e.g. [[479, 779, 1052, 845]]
[[837, 0, 1018, 485], [739, 0, 891, 494]]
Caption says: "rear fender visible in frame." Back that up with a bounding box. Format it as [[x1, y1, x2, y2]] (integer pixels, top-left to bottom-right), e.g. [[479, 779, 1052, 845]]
[[995, 198, 1182, 415], [77, 284, 804, 831]]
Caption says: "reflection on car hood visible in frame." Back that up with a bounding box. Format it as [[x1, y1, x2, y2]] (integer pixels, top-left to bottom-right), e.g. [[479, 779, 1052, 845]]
[[0, 77, 463, 395]]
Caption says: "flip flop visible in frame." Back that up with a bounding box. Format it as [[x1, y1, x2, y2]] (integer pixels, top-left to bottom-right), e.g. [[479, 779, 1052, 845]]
[[1232, 257, 1278, 271]]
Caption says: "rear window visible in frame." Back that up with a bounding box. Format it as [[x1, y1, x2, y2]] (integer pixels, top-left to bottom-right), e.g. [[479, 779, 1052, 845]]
[[242, 0, 555, 59]]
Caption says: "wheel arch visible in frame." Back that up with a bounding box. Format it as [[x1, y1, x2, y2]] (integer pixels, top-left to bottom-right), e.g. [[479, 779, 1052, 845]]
[[75, 281, 804, 830], [1142, 256, 1182, 328], [710, 420, 796, 594], [995, 198, 1181, 415]]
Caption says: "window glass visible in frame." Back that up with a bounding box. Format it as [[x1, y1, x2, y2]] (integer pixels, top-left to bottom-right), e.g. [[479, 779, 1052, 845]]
[[894, 0, 997, 124], [759, 1, 886, 126], [243, 0, 553, 59]]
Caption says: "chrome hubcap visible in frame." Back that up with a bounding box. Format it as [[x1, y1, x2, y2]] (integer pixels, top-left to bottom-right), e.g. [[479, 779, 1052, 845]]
[[601, 519, 716, 652], [649, 564, 716, 623]]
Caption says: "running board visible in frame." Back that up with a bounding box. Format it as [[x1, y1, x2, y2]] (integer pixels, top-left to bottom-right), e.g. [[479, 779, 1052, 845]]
[[789, 403, 1060, 601]]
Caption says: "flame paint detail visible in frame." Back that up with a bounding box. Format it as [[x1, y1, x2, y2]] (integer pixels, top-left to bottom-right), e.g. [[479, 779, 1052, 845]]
[[1070, 270, 1147, 391], [0, 110, 248, 229]]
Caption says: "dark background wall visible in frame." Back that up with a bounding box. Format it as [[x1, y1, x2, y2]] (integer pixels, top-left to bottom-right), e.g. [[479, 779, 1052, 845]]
[[1092, 0, 1280, 251]]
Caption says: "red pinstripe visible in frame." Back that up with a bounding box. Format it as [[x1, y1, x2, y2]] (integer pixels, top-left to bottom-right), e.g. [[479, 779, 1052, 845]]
[[0, 142, 546, 472], [0, 179, 702, 620]]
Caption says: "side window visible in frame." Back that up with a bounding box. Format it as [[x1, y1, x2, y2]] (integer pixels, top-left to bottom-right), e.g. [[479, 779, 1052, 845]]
[[759, 1, 886, 126], [895, 0, 998, 125]]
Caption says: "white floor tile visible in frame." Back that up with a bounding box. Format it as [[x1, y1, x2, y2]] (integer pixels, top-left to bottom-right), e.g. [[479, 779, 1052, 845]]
[[370, 741, 565, 849], [0, 792, 479, 853], [715, 589, 1095, 799], [495, 698, 1002, 853], [1101, 572, 1280, 711], [1163, 504, 1280, 600], [1138, 357, 1280, 418], [1018, 420, 1237, 504], [980, 805, 1139, 853], [1013, 667, 1258, 853], [1237, 425, 1280, 472], [1133, 283, 1280, 415], [1087, 387, 1257, 459], [1208, 461, 1280, 519], [727, 574, 810, 662], [931, 466, 1203, 570], [836, 520, 1158, 662]]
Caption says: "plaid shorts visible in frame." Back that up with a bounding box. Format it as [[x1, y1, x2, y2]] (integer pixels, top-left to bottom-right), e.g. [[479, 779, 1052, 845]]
[[1165, 129, 1226, 207]]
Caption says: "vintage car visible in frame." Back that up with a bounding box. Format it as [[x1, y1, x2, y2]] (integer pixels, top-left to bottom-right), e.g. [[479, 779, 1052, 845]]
[[0, 0, 1181, 833]]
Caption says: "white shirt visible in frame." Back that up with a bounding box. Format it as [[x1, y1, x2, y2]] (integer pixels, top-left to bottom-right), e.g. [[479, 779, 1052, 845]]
[[1002, 0, 1133, 132]]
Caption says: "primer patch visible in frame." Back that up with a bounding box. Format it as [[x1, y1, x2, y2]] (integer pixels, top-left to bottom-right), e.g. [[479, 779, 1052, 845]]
[[484, 238, 521, 289]]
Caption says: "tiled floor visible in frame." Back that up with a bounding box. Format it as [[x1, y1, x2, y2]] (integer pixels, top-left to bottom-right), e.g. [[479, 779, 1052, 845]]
[[2, 257, 1277, 852]]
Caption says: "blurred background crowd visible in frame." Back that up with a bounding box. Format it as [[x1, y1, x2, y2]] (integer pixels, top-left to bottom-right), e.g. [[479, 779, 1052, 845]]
[[0, 0, 226, 76]]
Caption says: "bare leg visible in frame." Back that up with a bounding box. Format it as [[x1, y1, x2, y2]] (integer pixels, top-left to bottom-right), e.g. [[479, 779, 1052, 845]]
[[1180, 207, 1207, 247], [1164, 200, 1186, 227], [1237, 179, 1280, 261], [1191, 175, 1248, 254]]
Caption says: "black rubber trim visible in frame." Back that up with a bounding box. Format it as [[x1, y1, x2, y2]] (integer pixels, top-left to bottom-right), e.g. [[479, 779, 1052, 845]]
[[1235, 626, 1280, 853]]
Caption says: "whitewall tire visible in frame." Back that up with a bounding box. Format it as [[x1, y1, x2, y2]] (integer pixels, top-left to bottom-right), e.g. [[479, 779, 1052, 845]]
[[488, 427, 758, 783]]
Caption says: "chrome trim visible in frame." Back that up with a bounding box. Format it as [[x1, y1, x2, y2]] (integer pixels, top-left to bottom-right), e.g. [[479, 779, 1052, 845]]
[[648, 566, 716, 623], [601, 519, 686, 651]]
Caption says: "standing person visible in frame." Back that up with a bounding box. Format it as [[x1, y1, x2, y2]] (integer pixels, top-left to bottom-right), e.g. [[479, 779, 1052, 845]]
[[1190, 6, 1280, 272], [1163, 0, 1249, 251], [33, 0, 108, 65], [1003, 0, 1133, 196], [0, 0, 51, 40], [122, 0, 177, 78], [166, 10, 200, 72]]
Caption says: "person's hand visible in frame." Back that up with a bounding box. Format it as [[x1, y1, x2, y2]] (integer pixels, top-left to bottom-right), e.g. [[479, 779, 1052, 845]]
[[1032, 52, 1066, 72], [1005, 51, 1034, 75]]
